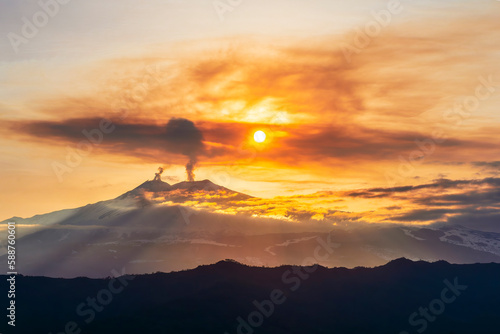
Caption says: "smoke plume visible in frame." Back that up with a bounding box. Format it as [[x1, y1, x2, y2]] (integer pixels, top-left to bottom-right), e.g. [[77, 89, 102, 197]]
[[164, 118, 204, 182], [153, 166, 164, 181], [186, 158, 196, 182]]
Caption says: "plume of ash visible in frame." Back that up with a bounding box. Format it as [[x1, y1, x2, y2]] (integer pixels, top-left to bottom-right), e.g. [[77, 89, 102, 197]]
[[153, 166, 164, 181], [164, 118, 204, 182], [186, 158, 196, 182]]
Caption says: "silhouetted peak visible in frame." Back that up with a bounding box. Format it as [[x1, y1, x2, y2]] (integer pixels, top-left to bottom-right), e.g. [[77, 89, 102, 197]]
[[214, 259, 244, 267], [193, 259, 247, 274], [383, 257, 416, 268]]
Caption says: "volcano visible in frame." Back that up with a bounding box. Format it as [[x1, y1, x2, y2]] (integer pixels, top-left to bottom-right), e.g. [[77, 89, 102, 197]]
[[118, 179, 253, 204], [1, 179, 500, 278]]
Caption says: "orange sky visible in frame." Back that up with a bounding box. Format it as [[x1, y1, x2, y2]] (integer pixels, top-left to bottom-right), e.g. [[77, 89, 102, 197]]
[[1, 0, 500, 224]]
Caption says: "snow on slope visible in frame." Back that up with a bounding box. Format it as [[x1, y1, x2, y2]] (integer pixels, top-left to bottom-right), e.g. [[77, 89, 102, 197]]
[[439, 225, 500, 257]]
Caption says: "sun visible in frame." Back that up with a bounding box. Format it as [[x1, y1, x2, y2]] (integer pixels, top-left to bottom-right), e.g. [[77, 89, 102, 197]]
[[253, 130, 266, 143]]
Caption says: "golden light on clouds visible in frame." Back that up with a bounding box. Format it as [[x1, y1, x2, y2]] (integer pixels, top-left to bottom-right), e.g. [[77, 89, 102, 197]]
[[1, 0, 500, 225]]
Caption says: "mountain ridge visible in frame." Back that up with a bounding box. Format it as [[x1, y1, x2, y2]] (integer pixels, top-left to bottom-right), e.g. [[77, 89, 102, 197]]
[[4, 258, 500, 334]]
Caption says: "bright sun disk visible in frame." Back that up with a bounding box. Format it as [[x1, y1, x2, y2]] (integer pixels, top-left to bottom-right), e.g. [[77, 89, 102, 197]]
[[254, 130, 266, 143]]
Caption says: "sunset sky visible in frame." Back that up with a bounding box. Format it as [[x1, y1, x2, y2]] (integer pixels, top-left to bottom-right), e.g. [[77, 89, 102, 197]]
[[1, 0, 499, 226]]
